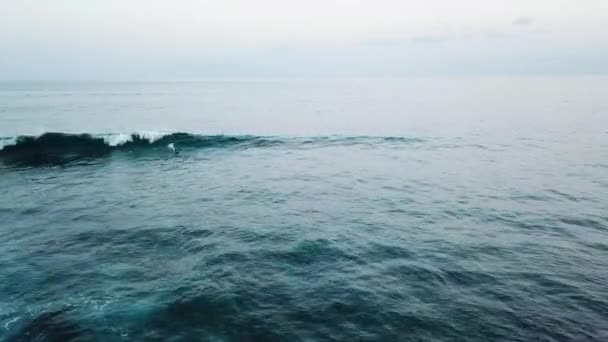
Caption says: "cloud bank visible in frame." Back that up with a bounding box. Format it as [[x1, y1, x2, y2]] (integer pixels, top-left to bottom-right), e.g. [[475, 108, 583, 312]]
[[1, 0, 607, 79]]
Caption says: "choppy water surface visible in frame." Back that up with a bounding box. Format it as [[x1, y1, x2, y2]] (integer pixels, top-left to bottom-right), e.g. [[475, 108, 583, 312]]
[[1, 78, 607, 341]]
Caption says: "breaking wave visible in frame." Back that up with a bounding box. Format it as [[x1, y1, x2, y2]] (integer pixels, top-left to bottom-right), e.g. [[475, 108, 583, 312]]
[[0, 132, 275, 151], [0, 132, 425, 167], [0, 132, 427, 152]]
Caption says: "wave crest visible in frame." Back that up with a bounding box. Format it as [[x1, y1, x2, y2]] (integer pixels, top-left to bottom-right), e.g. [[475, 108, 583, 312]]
[[0, 132, 282, 166], [0, 132, 279, 151], [0, 132, 425, 166]]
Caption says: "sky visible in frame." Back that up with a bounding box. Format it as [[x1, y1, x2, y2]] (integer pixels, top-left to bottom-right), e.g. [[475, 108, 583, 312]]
[[1, 0, 607, 80]]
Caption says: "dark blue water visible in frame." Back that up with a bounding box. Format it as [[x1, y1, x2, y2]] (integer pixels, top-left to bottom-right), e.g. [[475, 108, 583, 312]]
[[1, 79, 607, 341]]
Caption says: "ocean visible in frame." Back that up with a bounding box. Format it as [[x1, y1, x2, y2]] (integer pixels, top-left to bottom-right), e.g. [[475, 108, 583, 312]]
[[1, 78, 607, 341]]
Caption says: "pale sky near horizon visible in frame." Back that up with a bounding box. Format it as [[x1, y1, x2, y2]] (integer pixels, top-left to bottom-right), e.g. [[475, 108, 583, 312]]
[[1, 0, 607, 80]]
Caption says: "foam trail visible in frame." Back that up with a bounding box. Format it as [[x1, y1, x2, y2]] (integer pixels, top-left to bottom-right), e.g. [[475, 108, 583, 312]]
[[4, 316, 20, 329]]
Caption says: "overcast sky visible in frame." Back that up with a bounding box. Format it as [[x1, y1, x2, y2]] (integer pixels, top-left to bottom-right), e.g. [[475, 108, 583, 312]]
[[1, 0, 607, 80]]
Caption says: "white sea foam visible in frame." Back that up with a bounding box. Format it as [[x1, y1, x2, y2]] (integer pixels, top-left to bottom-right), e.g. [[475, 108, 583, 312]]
[[98, 131, 169, 146], [0, 137, 18, 151], [0, 131, 172, 151], [100, 133, 133, 146], [4, 316, 20, 329], [136, 131, 168, 143]]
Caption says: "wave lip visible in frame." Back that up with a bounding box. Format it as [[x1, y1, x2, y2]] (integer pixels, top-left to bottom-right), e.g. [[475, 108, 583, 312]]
[[0, 136, 18, 150]]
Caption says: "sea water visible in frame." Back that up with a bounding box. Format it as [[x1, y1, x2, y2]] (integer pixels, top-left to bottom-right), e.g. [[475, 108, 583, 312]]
[[1, 78, 607, 341]]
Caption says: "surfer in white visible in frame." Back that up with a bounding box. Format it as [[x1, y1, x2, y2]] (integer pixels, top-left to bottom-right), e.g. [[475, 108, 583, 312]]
[[168, 143, 179, 155]]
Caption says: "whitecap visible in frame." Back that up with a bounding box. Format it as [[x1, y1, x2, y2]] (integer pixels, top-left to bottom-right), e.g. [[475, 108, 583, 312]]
[[100, 133, 133, 146], [97, 131, 169, 146], [0, 137, 18, 151], [134, 131, 169, 143]]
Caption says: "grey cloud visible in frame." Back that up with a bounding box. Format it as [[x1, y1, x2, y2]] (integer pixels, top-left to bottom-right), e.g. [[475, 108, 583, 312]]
[[410, 35, 452, 44], [362, 34, 456, 47], [512, 17, 534, 26]]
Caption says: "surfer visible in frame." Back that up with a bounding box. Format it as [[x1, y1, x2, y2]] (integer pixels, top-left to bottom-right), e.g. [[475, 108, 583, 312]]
[[168, 143, 179, 155]]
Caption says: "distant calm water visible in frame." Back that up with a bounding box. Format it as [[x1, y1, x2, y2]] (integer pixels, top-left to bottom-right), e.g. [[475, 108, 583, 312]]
[[1, 78, 607, 341]]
